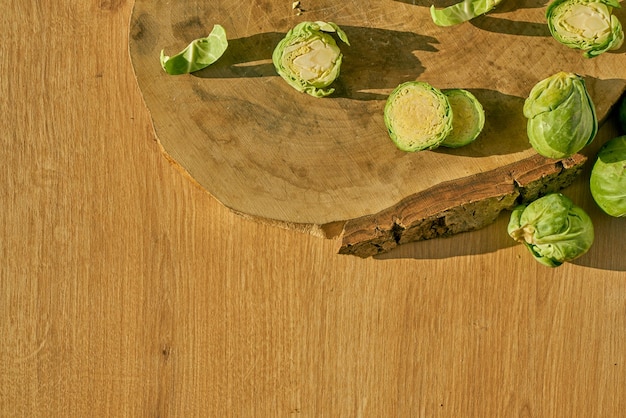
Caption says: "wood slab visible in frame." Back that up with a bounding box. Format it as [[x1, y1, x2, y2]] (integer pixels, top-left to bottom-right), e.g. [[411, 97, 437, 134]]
[[129, 0, 626, 256]]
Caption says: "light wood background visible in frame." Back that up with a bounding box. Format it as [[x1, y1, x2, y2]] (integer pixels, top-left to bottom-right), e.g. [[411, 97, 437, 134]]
[[2, 1, 626, 417]]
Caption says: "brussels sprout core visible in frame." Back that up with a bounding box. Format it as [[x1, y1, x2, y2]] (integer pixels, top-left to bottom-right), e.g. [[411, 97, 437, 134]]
[[384, 81, 453, 152], [282, 39, 340, 83], [273, 21, 349, 98], [546, 0, 624, 58], [509, 224, 534, 244], [441, 89, 485, 148]]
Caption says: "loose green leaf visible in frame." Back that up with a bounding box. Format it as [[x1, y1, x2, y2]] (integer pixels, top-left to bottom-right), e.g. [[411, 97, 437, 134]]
[[430, 0, 504, 27], [546, 0, 624, 58], [160, 24, 228, 75], [272, 21, 349, 98]]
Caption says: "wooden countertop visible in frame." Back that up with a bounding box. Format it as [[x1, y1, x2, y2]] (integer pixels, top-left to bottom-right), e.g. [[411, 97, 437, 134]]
[[2, 2, 625, 417]]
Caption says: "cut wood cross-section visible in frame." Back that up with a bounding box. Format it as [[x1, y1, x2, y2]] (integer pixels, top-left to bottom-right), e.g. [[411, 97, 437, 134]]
[[129, 0, 626, 256]]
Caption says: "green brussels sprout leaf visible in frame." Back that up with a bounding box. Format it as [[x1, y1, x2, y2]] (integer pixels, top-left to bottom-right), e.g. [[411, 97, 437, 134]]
[[590, 135, 626, 217], [160, 25, 228, 75], [508, 193, 594, 267], [430, 0, 505, 27], [440, 89, 485, 148], [384, 81, 453, 152], [546, 0, 624, 58], [523, 72, 597, 159], [272, 21, 349, 98]]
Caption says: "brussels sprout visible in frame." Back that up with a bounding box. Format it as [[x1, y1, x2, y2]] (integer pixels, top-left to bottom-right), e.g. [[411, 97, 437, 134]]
[[508, 193, 594, 267], [523, 72, 597, 159], [160, 25, 228, 75], [384, 81, 453, 152], [440, 89, 485, 148], [590, 135, 626, 217], [272, 21, 349, 98], [546, 0, 624, 58], [430, 0, 504, 27]]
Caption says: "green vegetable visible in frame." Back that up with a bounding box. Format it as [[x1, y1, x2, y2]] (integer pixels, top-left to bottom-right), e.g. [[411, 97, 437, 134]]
[[430, 0, 504, 27], [160, 25, 228, 75], [272, 21, 349, 98], [523, 71, 597, 159], [590, 135, 626, 217], [507, 193, 594, 267], [440, 89, 485, 148], [384, 81, 453, 152], [546, 0, 624, 58]]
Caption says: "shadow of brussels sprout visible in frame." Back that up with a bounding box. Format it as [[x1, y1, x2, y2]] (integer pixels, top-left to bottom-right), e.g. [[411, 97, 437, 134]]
[[433, 89, 532, 157], [192, 26, 438, 101], [393, 0, 551, 36], [469, 16, 551, 36], [193, 31, 285, 79], [393, 0, 549, 12], [332, 26, 438, 100], [393, 0, 465, 7]]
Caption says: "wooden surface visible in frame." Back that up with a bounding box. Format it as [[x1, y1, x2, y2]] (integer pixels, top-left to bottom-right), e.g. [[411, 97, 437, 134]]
[[2, 1, 626, 417], [129, 0, 626, 248]]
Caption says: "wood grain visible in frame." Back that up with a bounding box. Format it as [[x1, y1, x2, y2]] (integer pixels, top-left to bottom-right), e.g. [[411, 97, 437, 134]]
[[129, 0, 626, 254], [2, 1, 626, 417]]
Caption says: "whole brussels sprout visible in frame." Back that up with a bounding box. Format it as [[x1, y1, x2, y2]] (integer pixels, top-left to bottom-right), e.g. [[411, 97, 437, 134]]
[[440, 89, 485, 148], [508, 193, 594, 267], [590, 135, 626, 217], [384, 81, 453, 152], [523, 72, 597, 159], [546, 0, 624, 58], [272, 21, 349, 98]]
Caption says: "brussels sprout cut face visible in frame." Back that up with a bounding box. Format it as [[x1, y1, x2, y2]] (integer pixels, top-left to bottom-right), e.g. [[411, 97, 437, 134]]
[[273, 21, 349, 98], [283, 39, 339, 83], [384, 81, 453, 152], [440, 89, 485, 148], [590, 135, 626, 217], [546, 0, 624, 58], [523, 72, 597, 159], [507, 193, 594, 267]]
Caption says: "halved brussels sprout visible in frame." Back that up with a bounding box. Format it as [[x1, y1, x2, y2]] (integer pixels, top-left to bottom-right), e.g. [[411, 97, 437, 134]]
[[440, 89, 485, 148], [272, 21, 349, 98], [430, 0, 504, 27], [384, 81, 453, 152], [590, 135, 626, 217], [546, 0, 624, 58], [523, 72, 597, 159], [160, 25, 228, 75], [507, 193, 594, 267]]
